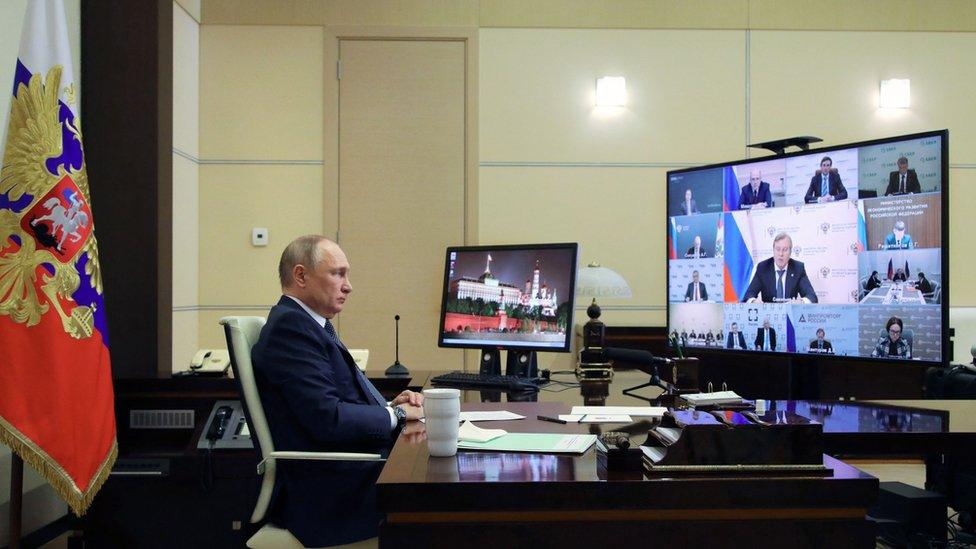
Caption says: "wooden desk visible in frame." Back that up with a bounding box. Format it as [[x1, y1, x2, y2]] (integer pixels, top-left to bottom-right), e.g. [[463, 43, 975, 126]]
[[377, 399, 879, 547]]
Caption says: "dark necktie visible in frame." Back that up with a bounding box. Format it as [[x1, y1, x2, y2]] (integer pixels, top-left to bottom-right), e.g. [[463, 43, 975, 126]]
[[821, 175, 828, 197], [776, 269, 785, 300], [324, 319, 386, 406], [900, 174, 906, 193]]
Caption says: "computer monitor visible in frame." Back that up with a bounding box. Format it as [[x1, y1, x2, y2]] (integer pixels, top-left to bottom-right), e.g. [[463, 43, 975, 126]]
[[666, 129, 948, 364], [437, 243, 579, 377]]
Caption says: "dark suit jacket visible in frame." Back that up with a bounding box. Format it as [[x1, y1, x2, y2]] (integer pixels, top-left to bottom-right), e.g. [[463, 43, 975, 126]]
[[805, 170, 848, 203], [251, 296, 393, 546], [684, 281, 708, 301], [808, 339, 834, 353], [726, 331, 747, 349], [918, 278, 934, 293], [739, 182, 773, 208], [742, 257, 819, 303], [685, 246, 708, 258], [754, 327, 777, 351], [884, 169, 921, 195], [677, 198, 699, 215]]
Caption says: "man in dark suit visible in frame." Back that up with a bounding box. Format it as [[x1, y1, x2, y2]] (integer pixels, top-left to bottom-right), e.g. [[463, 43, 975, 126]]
[[684, 270, 708, 301], [804, 156, 848, 203], [742, 233, 818, 303], [739, 169, 773, 209], [678, 188, 699, 215], [685, 235, 707, 258], [754, 319, 777, 351], [251, 235, 424, 547], [726, 322, 747, 350], [884, 156, 922, 196], [808, 328, 834, 354]]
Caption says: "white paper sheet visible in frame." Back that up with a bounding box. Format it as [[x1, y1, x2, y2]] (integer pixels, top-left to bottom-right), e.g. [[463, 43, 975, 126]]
[[570, 406, 666, 417]]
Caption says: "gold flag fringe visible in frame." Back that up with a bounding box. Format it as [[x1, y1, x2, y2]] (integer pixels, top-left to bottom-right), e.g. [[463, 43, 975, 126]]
[[0, 415, 118, 516]]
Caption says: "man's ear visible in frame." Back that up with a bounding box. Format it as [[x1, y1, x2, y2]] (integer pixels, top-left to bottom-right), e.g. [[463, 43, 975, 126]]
[[292, 264, 307, 287]]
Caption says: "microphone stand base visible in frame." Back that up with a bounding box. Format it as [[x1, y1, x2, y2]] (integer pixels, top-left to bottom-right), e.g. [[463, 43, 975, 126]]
[[385, 361, 410, 376]]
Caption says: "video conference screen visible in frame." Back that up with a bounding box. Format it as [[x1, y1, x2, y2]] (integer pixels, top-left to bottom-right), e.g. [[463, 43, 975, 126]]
[[438, 243, 579, 352], [667, 131, 947, 363]]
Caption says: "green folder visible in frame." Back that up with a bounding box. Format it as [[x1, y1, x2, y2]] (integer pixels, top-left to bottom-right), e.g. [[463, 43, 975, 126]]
[[456, 433, 597, 454]]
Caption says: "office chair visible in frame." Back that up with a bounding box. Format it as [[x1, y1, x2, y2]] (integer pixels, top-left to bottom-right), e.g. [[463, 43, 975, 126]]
[[220, 317, 385, 549]]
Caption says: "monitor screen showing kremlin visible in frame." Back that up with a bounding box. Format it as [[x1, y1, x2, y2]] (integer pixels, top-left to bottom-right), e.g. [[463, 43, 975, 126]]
[[437, 243, 579, 352], [666, 130, 948, 363]]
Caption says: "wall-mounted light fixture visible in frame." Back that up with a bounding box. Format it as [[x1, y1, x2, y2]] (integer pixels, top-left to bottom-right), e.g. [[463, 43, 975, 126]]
[[879, 78, 910, 109], [596, 76, 626, 107]]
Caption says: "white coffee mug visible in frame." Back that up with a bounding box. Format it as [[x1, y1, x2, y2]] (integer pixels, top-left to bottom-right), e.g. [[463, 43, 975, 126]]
[[422, 388, 460, 457]]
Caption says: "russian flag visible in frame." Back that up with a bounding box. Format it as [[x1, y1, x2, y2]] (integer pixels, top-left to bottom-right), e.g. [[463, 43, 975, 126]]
[[722, 166, 740, 211], [786, 315, 797, 353], [856, 201, 868, 252], [668, 217, 678, 260], [723, 212, 754, 302]]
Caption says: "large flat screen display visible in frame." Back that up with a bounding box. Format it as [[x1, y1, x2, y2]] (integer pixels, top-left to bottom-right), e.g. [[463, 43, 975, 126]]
[[438, 243, 578, 352], [667, 130, 947, 363]]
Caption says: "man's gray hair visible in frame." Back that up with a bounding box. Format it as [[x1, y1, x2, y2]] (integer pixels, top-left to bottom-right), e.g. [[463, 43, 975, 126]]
[[278, 235, 328, 287], [773, 232, 792, 247]]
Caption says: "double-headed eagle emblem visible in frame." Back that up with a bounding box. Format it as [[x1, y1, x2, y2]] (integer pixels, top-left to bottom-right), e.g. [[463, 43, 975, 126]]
[[0, 66, 102, 339]]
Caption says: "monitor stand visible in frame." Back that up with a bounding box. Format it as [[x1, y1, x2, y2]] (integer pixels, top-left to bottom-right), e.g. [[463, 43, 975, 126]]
[[478, 349, 538, 378]]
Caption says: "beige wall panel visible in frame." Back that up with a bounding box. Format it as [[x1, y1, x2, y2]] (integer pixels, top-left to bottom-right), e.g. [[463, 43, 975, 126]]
[[173, 155, 199, 307], [172, 311, 200, 372], [948, 168, 976, 307], [173, 2, 200, 155], [480, 0, 748, 29], [479, 29, 746, 164], [750, 31, 976, 163], [949, 307, 976, 364], [749, 0, 976, 32], [338, 39, 465, 373], [176, 0, 201, 23], [200, 25, 323, 160], [202, 0, 479, 27], [479, 166, 666, 309], [198, 164, 323, 307]]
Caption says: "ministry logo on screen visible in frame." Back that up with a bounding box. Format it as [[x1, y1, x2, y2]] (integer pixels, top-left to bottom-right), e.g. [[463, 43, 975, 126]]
[[820, 222, 830, 234], [820, 266, 830, 279]]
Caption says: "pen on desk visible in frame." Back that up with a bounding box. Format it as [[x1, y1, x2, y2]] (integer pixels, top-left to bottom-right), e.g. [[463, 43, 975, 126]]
[[537, 415, 567, 425], [577, 414, 587, 423]]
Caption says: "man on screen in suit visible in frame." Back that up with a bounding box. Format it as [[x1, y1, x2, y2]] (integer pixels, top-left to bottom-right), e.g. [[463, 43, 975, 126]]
[[251, 235, 425, 547], [685, 235, 708, 258], [742, 233, 818, 303], [754, 319, 777, 351], [882, 220, 914, 250], [804, 156, 848, 204], [884, 156, 922, 196], [679, 188, 700, 215], [726, 322, 747, 350], [739, 169, 773, 209], [808, 328, 834, 354], [684, 270, 708, 302]]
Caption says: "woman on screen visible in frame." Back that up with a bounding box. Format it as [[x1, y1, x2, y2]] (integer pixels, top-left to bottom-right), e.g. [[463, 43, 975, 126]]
[[871, 316, 912, 359]]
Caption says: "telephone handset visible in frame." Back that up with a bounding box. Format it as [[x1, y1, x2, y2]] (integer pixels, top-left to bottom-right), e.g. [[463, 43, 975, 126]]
[[206, 406, 234, 442], [189, 349, 231, 376]]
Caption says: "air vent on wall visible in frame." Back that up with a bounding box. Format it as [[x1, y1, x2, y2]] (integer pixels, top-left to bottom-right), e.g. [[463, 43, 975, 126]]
[[129, 409, 195, 429]]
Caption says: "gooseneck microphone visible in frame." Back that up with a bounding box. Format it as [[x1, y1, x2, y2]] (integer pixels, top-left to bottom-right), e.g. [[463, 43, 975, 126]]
[[603, 347, 672, 367], [385, 314, 410, 376]]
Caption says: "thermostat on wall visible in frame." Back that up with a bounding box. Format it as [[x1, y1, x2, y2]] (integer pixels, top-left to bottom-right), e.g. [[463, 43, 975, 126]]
[[252, 228, 269, 247]]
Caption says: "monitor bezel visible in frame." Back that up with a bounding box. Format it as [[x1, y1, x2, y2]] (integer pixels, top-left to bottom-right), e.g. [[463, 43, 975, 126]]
[[437, 242, 580, 353], [665, 129, 949, 366]]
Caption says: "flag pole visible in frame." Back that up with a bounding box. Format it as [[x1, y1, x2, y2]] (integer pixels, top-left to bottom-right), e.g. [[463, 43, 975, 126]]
[[9, 453, 24, 549]]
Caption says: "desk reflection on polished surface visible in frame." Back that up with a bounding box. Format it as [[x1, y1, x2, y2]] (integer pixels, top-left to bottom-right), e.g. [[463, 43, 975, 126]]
[[378, 373, 881, 548]]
